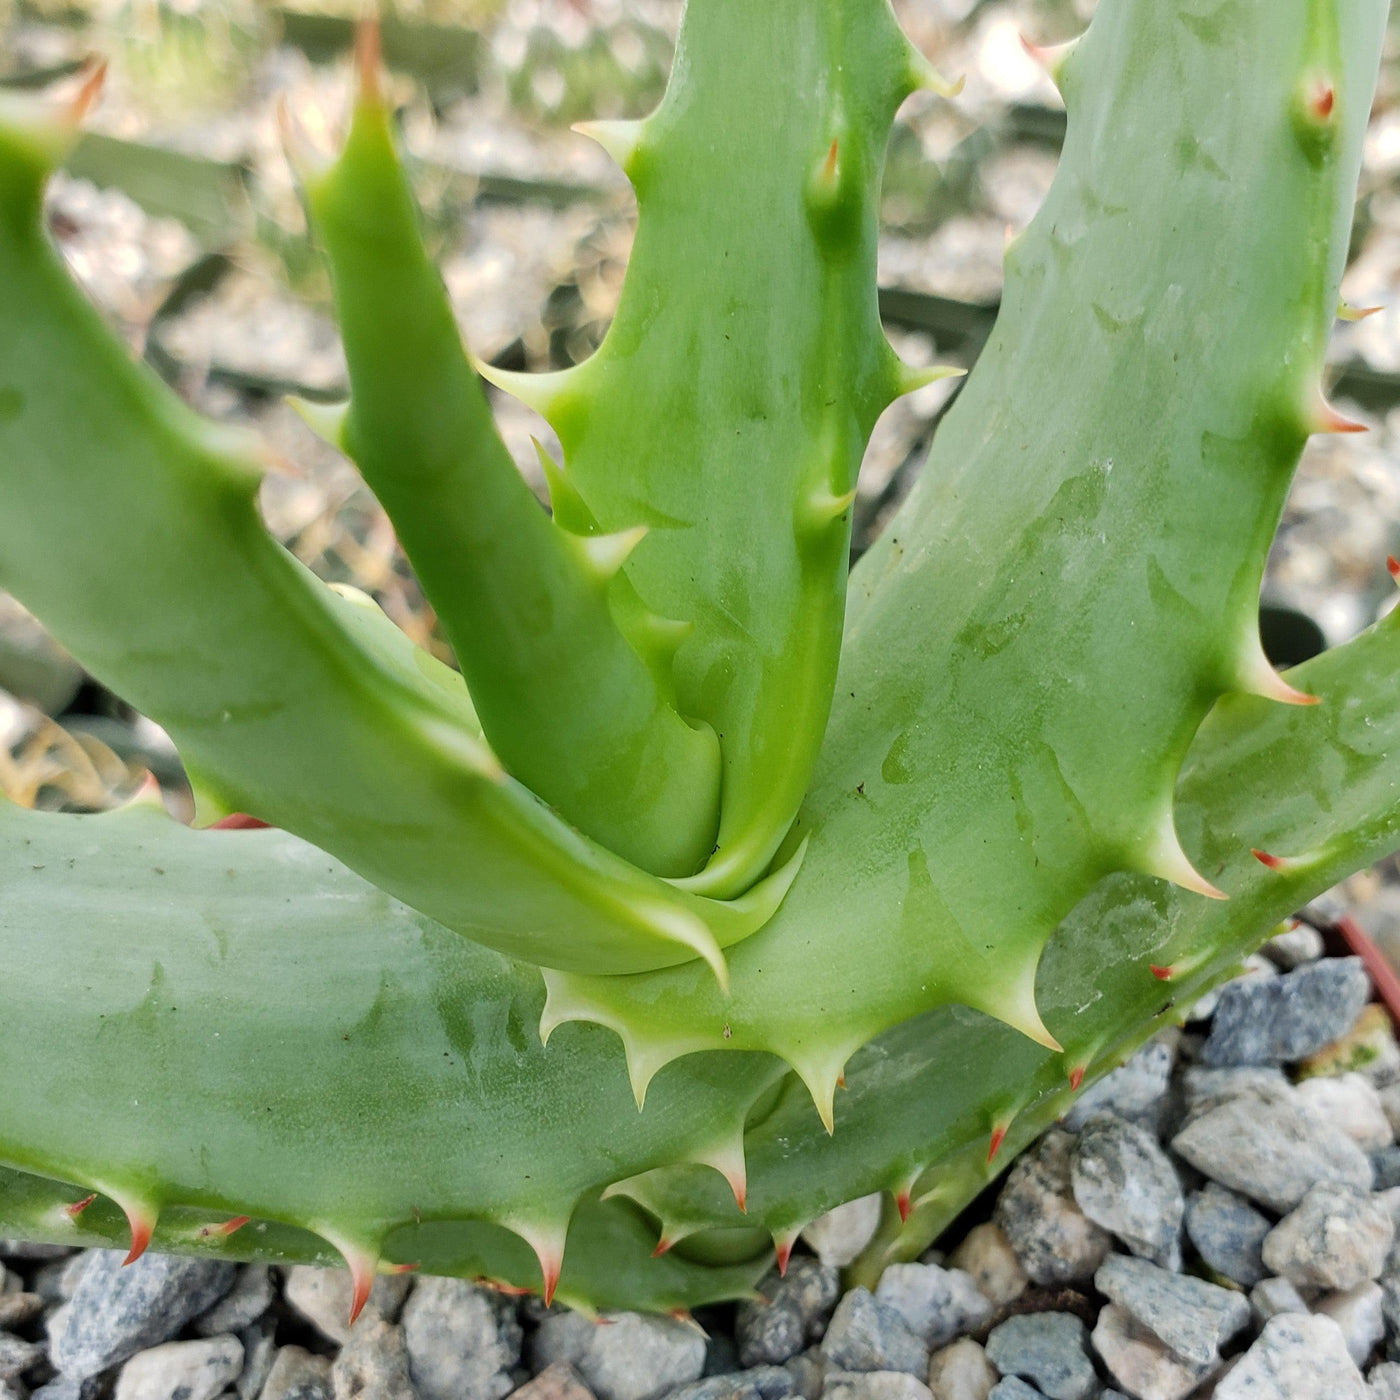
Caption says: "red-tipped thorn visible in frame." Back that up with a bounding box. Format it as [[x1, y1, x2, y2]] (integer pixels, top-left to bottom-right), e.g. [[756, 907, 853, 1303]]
[[896, 1191, 912, 1225], [1068, 1065, 1086, 1092], [210, 813, 271, 830], [1251, 849, 1289, 872], [820, 139, 839, 186], [1150, 964, 1175, 981], [67, 59, 108, 125], [1312, 394, 1367, 435], [347, 1259, 375, 1326], [199, 1215, 251, 1239], [387, 1262, 419, 1276], [64, 1193, 97, 1220], [651, 1237, 673, 1259], [1388, 556, 1400, 582], [987, 1125, 1007, 1163], [121, 1203, 156, 1266], [774, 1236, 794, 1276], [1340, 301, 1383, 322], [1308, 81, 1336, 120], [538, 1256, 561, 1307], [836, 1073, 847, 1090]]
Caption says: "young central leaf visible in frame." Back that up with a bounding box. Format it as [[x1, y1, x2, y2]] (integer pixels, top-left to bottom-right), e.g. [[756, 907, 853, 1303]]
[[486, 0, 957, 898]]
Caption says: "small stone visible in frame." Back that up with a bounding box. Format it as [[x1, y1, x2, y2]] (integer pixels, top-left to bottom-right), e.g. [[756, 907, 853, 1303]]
[[402, 1276, 522, 1400], [664, 1369, 794, 1400], [982, 1314, 1097, 1400], [737, 1261, 842, 1367], [1296, 1074, 1394, 1151], [948, 1226, 1027, 1309], [1090, 1306, 1215, 1400], [1263, 920, 1325, 969], [822, 1291, 929, 1378], [259, 1345, 332, 1400], [1185, 1183, 1272, 1286], [1368, 1360, 1400, 1398], [0, 1332, 42, 1378], [532, 1312, 706, 1400], [784, 1352, 824, 1400], [236, 1320, 276, 1400], [285, 1264, 413, 1346], [0, 1380, 23, 1400], [114, 1336, 244, 1400], [926, 1338, 995, 1400], [1250, 1277, 1309, 1326], [48, 1251, 237, 1379], [993, 1131, 1111, 1286], [193, 1266, 274, 1337], [31, 1381, 102, 1400], [1301, 1005, 1400, 1087], [986, 1383, 1043, 1400], [1094, 1253, 1249, 1368], [1171, 1084, 1373, 1211], [1178, 1066, 1291, 1120], [874, 1264, 991, 1348], [1213, 1312, 1366, 1398], [1262, 1182, 1394, 1289], [1199, 957, 1370, 1067], [1063, 1032, 1178, 1134], [330, 1318, 417, 1400], [802, 1198, 883, 1270], [821, 1373, 932, 1400], [1373, 1148, 1400, 1191], [0, 1293, 41, 1329], [1318, 1281, 1385, 1366], [1070, 1113, 1184, 1267], [510, 1363, 596, 1400]]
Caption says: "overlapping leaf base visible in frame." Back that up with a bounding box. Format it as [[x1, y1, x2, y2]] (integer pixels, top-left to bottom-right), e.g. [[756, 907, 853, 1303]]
[[2, 0, 1399, 1313]]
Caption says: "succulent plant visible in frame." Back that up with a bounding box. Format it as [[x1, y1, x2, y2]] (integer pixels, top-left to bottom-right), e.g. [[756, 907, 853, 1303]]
[[1, 0, 1398, 1321]]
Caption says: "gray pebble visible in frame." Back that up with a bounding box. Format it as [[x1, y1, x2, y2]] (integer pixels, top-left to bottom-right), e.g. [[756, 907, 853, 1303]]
[[402, 1276, 521, 1400], [948, 1225, 1028, 1309], [1368, 1360, 1400, 1398], [1262, 920, 1325, 969], [821, 1290, 928, 1378], [31, 1380, 103, 1400], [1070, 1114, 1184, 1268], [0, 1333, 41, 1380], [1317, 1281, 1385, 1366], [48, 1251, 237, 1380], [983, 1314, 1097, 1400], [508, 1362, 595, 1400], [873, 1264, 991, 1348], [193, 1266, 273, 1337], [1094, 1253, 1249, 1368], [783, 1352, 824, 1400], [987, 1383, 1043, 1400], [801, 1199, 882, 1271], [1200, 957, 1370, 1066], [532, 1312, 705, 1400], [1178, 1066, 1291, 1120], [666, 1367, 795, 1400], [1214, 1312, 1366, 1397], [0, 1294, 42, 1329], [330, 1317, 417, 1400], [1250, 1277, 1309, 1326], [1262, 1182, 1394, 1289], [236, 1320, 276, 1400], [259, 1345, 332, 1400], [737, 1262, 841, 1367], [925, 1338, 995, 1400], [1373, 1148, 1400, 1191], [114, 1335, 244, 1400], [1171, 1085, 1373, 1211], [1185, 1183, 1272, 1286], [993, 1131, 1111, 1286], [821, 1373, 932, 1400], [1063, 1033, 1177, 1134], [1090, 1305, 1215, 1400]]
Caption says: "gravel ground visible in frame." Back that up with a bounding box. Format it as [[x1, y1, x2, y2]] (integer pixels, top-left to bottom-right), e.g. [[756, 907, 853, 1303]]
[[5, 919, 1400, 1399]]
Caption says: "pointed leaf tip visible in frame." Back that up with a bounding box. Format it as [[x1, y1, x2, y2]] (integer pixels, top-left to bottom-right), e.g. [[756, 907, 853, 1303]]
[[119, 1198, 157, 1266], [1309, 389, 1367, 435], [1339, 300, 1383, 322], [773, 1234, 795, 1276], [1068, 1065, 1085, 1092], [68, 59, 107, 126], [354, 13, 382, 105], [651, 1238, 672, 1258]]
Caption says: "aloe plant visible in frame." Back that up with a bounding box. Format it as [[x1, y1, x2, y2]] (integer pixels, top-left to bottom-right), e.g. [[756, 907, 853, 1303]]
[[1, 0, 1398, 1321]]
